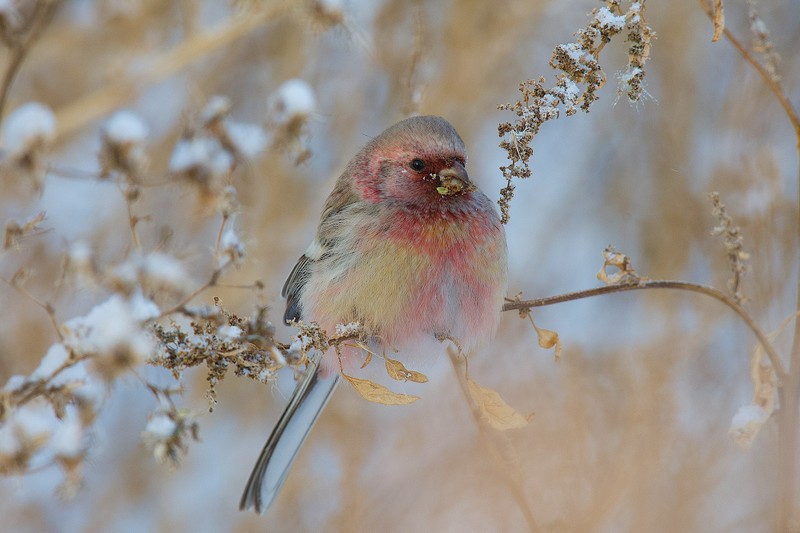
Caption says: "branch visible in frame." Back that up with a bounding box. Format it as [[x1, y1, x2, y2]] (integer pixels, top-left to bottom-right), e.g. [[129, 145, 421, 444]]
[[503, 280, 786, 382], [698, 0, 800, 148]]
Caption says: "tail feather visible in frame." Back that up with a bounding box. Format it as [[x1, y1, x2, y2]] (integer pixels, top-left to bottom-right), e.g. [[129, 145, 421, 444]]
[[240, 358, 339, 514]]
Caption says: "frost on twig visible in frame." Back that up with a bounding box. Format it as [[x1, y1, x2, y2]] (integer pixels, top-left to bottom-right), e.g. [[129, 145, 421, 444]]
[[745, 0, 781, 85], [497, 1, 654, 224]]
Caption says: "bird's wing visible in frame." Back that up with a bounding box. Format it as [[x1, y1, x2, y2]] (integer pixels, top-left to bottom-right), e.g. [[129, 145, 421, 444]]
[[281, 177, 362, 325]]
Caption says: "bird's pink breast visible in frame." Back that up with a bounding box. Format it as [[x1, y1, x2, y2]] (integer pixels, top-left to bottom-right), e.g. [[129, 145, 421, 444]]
[[306, 199, 507, 363]]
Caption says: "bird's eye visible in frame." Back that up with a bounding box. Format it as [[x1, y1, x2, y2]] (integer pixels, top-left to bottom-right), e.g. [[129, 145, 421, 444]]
[[410, 159, 426, 172]]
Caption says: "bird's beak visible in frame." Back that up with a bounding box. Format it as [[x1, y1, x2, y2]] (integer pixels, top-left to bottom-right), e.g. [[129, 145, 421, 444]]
[[436, 161, 476, 196]]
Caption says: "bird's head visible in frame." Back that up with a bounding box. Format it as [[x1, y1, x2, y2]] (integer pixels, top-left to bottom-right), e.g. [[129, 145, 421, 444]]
[[352, 116, 476, 206]]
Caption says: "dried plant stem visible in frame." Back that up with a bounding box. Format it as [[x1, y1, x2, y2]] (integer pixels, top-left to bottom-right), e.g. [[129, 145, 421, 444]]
[[53, 2, 291, 139], [699, 2, 800, 527], [0, 275, 62, 342], [503, 280, 785, 381], [698, 1, 800, 155], [447, 350, 539, 533], [157, 214, 230, 319], [157, 268, 221, 320], [121, 187, 142, 251], [0, 0, 58, 121]]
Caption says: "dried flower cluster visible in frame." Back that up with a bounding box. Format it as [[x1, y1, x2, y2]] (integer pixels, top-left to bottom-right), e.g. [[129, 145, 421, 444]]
[[497, 0, 654, 224], [152, 303, 285, 410]]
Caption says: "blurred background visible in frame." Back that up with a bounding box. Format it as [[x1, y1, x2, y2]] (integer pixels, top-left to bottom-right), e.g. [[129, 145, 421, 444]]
[[0, 0, 799, 531]]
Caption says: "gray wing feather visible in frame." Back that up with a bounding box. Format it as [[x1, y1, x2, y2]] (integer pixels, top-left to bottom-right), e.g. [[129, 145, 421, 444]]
[[282, 254, 312, 325]]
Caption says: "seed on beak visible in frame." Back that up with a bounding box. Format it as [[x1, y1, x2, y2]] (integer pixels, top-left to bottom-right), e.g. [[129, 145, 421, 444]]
[[436, 161, 476, 196]]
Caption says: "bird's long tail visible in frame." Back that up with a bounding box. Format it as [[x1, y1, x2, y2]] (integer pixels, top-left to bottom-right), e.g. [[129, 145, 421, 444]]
[[239, 355, 340, 514]]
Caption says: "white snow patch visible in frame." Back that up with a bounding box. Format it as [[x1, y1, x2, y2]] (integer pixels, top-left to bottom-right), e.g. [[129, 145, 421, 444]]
[[2, 102, 56, 157], [103, 110, 149, 145], [217, 325, 243, 341], [3, 375, 26, 392], [51, 407, 85, 459], [144, 413, 176, 440], [141, 252, 192, 293], [30, 344, 71, 381], [594, 7, 625, 32], [169, 136, 233, 178], [226, 121, 268, 159], [729, 404, 770, 450], [269, 79, 316, 123], [63, 292, 159, 364], [0, 403, 55, 455]]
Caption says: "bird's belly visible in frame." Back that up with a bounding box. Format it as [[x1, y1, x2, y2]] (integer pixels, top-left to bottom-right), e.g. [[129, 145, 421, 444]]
[[304, 234, 505, 354]]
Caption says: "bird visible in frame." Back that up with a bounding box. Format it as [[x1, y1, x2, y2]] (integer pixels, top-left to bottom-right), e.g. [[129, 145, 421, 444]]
[[240, 115, 508, 514]]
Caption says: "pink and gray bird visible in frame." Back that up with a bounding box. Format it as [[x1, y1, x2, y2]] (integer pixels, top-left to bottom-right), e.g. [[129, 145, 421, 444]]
[[240, 115, 508, 513]]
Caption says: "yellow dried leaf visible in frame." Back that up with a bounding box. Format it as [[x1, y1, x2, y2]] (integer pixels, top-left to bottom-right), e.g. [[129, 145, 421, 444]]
[[536, 328, 557, 349], [342, 374, 419, 405], [466, 375, 530, 430], [536, 327, 562, 361], [360, 349, 373, 369], [385, 357, 428, 383]]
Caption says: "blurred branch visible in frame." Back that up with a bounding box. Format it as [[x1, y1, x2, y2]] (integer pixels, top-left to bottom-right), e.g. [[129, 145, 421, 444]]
[[0, 0, 59, 122], [54, 2, 292, 139], [698, 0, 800, 151], [699, 2, 800, 526], [503, 280, 786, 382]]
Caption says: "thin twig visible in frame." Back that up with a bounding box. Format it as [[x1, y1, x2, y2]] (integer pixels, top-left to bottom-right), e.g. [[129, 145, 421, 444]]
[[121, 185, 142, 251], [1, 274, 63, 341], [699, 2, 800, 526], [503, 280, 786, 382], [157, 268, 221, 319], [698, 0, 800, 148]]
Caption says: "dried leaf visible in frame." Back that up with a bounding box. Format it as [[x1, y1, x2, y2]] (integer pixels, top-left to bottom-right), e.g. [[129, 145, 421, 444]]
[[385, 357, 428, 383], [466, 375, 530, 430], [535, 327, 563, 361], [342, 373, 419, 405], [360, 348, 373, 369], [597, 246, 643, 285], [4, 211, 46, 249]]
